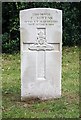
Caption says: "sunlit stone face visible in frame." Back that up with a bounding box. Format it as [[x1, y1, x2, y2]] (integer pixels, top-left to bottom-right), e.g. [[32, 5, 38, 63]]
[[20, 8, 62, 100]]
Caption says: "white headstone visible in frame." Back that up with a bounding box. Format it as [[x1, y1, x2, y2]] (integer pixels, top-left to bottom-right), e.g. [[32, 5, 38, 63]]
[[20, 8, 62, 100]]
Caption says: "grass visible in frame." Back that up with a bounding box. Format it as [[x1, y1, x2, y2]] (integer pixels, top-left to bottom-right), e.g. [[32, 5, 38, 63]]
[[2, 46, 79, 118]]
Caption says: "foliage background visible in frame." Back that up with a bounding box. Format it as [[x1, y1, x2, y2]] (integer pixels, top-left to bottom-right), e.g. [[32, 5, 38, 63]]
[[2, 2, 81, 53]]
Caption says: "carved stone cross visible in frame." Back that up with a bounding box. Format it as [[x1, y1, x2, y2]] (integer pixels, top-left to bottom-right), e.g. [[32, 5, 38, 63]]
[[23, 28, 54, 81]]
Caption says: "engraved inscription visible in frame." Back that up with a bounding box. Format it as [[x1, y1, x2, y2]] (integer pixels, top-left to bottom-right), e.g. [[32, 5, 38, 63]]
[[24, 12, 58, 26]]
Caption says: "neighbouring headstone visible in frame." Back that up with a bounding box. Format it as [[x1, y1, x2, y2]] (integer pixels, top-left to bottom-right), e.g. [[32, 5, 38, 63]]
[[20, 8, 62, 100]]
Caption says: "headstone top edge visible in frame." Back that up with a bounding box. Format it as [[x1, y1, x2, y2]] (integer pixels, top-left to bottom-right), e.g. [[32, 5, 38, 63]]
[[20, 8, 62, 13]]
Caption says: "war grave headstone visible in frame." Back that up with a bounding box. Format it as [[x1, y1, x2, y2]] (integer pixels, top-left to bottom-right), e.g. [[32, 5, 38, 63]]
[[20, 8, 62, 100]]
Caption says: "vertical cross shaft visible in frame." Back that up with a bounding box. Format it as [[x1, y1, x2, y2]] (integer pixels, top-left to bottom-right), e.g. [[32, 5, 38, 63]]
[[28, 28, 54, 81], [36, 50, 46, 80]]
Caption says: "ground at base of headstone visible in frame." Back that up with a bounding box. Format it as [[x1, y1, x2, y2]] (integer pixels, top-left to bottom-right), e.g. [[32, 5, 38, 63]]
[[21, 96, 61, 103], [2, 46, 79, 118]]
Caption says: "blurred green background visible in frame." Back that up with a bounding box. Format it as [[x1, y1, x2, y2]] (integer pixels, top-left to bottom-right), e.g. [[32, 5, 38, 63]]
[[2, 2, 80, 53]]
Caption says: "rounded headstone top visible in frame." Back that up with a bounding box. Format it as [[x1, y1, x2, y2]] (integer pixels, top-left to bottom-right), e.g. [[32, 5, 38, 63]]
[[20, 8, 62, 13]]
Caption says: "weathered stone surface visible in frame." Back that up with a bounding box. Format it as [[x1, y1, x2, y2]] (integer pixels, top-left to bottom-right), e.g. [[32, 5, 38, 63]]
[[20, 8, 62, 100]]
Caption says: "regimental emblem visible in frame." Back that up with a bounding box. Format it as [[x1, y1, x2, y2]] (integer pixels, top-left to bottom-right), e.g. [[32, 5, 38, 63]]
[[28, 28, 54, 51]]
